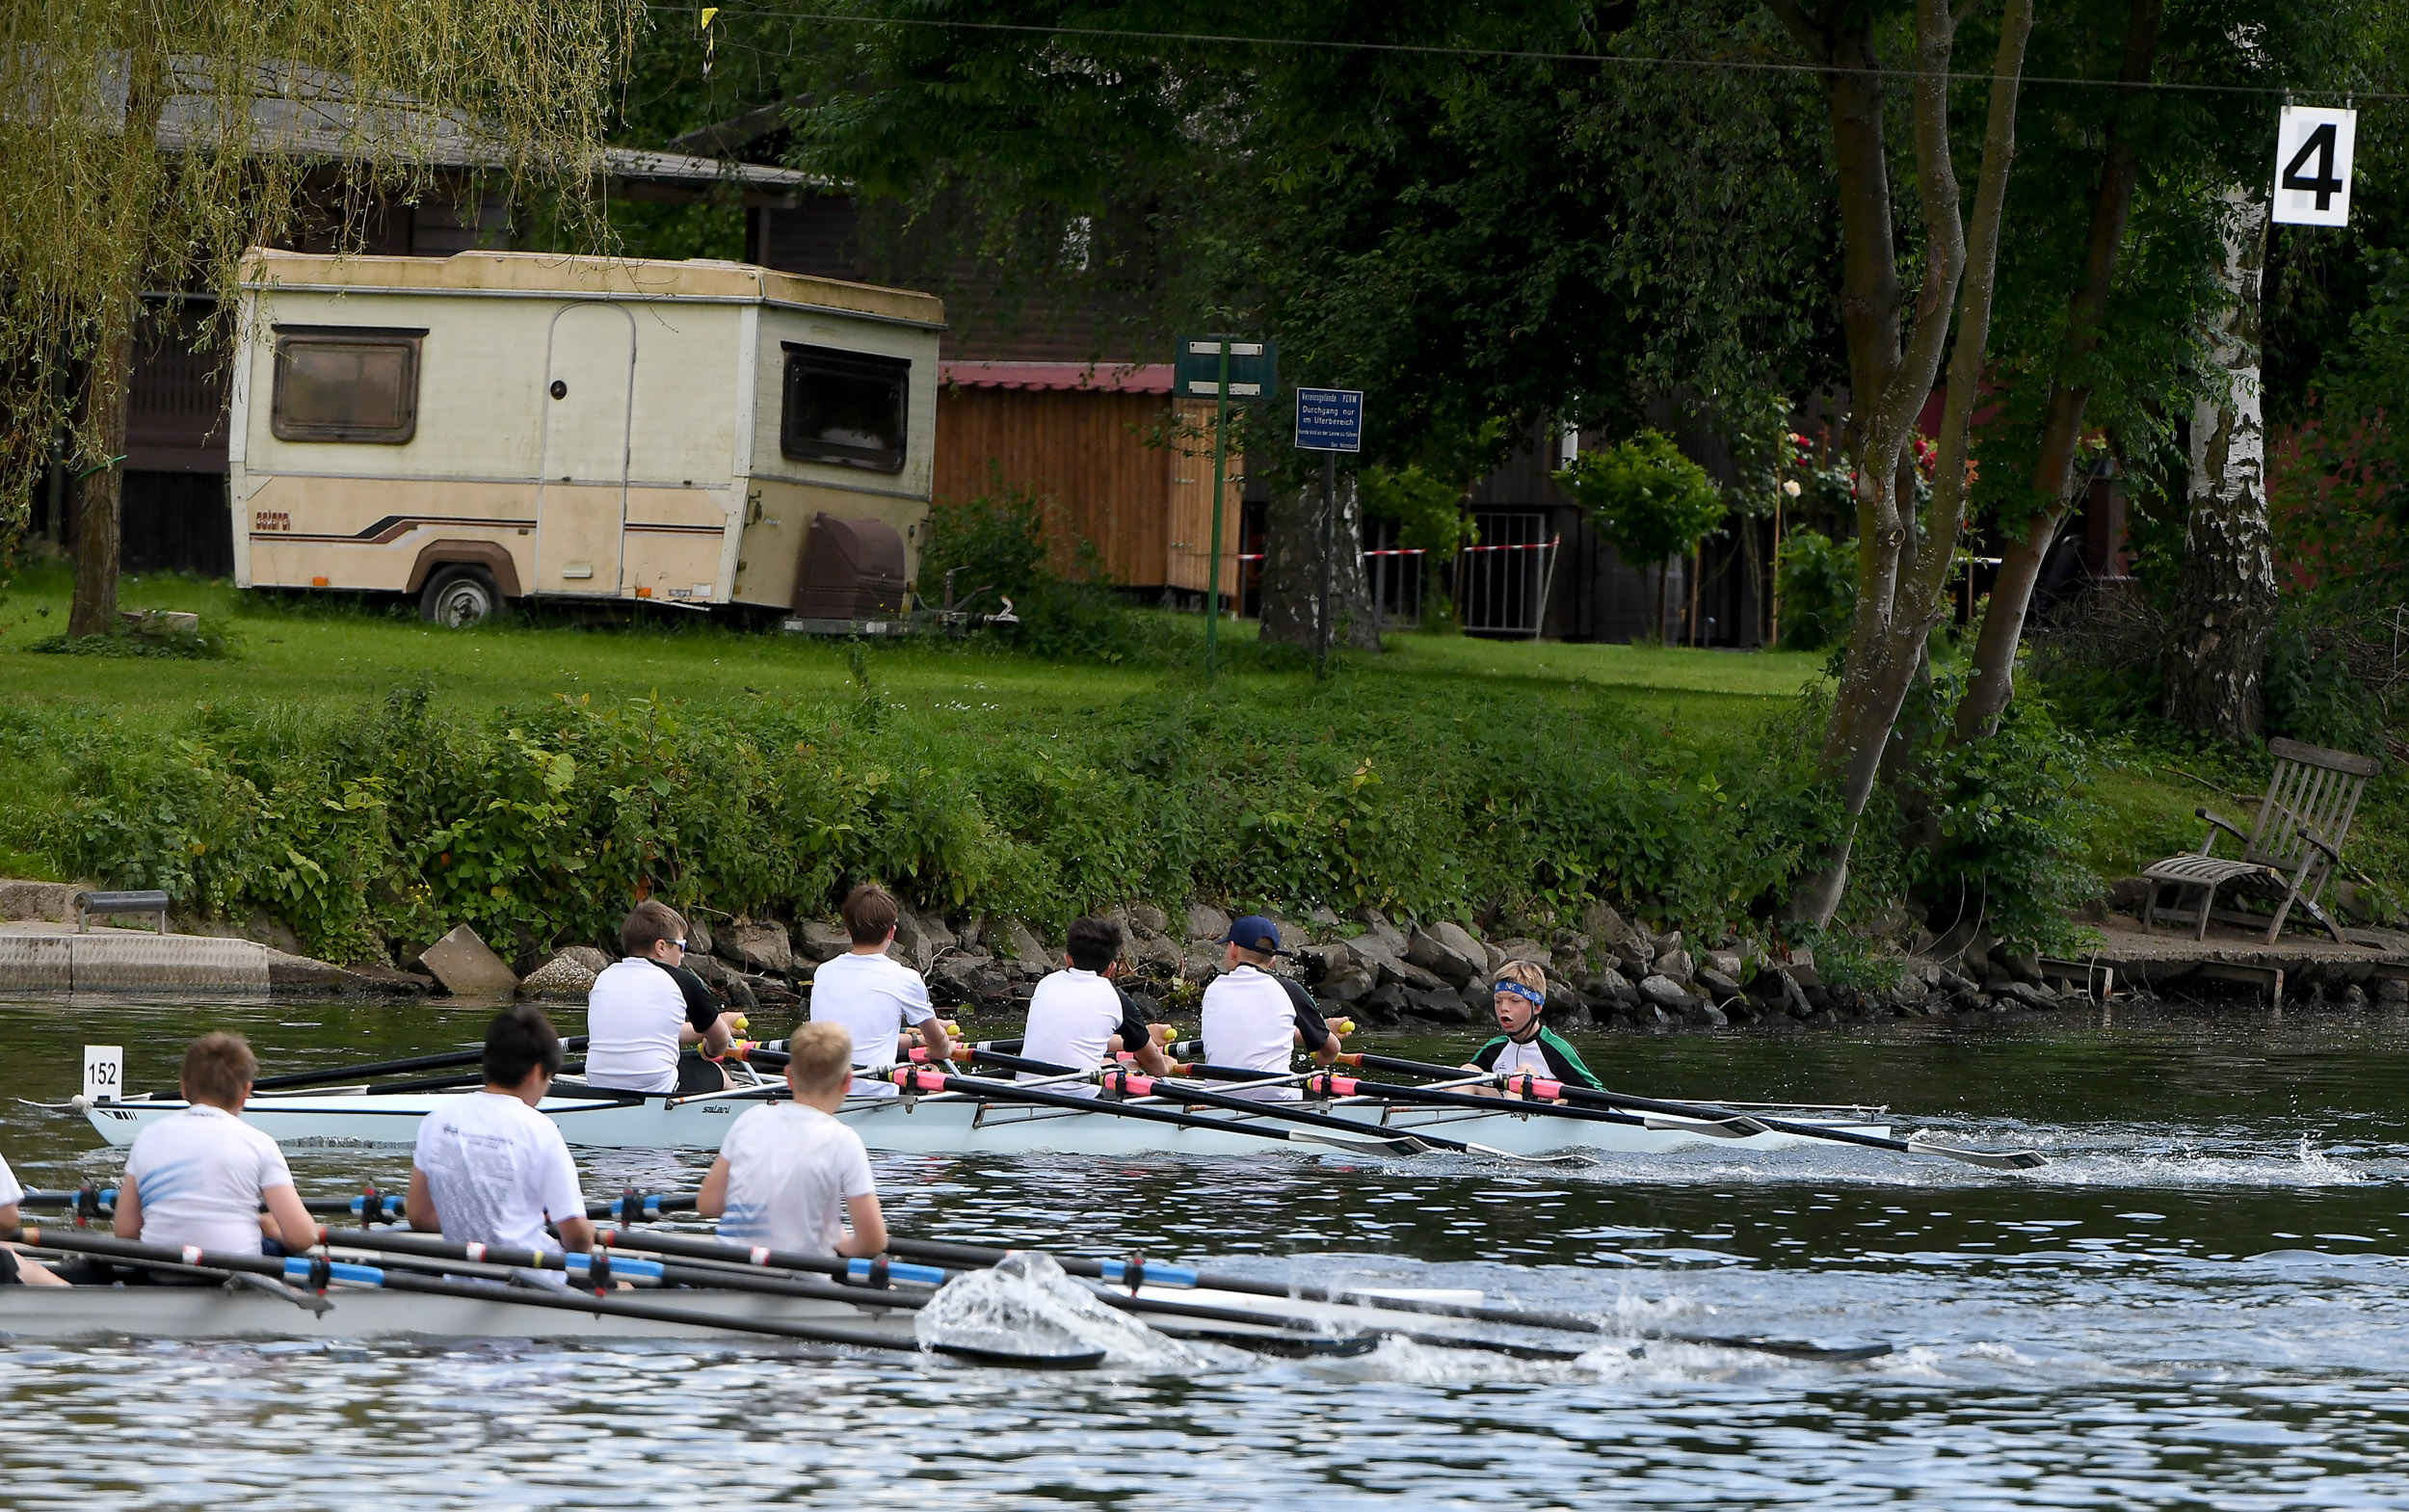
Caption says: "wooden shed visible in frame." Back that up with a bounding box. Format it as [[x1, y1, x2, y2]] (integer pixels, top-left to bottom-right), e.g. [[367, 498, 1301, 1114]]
[[933, 360, 1240, 596]]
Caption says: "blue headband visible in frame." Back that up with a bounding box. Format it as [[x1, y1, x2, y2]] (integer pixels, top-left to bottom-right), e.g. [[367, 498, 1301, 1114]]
[[1494, 979, 1546, 1009]]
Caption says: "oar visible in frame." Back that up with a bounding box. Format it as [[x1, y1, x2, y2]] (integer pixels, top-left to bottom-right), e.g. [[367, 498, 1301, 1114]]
[[883, 1067, 1429, 1156], [583, 1228, 1386, 1355], [873, 1233, 1889, 1362], [1337, 1050, 2049, 1172], [7, 1225, 1101, 1367], [580, 1228, 1640, 1363], [963, 1048, 1591, 1166], [334, 1226, 1389, 1358], [1297, 1071, 1776, 1138], [249, 1039, 592, 1093], [320, 1227, 939, 1313]]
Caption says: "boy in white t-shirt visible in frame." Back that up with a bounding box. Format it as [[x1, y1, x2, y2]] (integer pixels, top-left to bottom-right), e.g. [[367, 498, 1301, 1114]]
[[407, 1005, 595, 1260], [699, 1021, 886, 1259], [117, 1032, 324, 1258], [0, 1148, 66, 1286], [584, 899, 741, 1096], [1200, 915, 1344, 1101], [807, 883, 951, 1098], [1019, 915, 1175, 1096]]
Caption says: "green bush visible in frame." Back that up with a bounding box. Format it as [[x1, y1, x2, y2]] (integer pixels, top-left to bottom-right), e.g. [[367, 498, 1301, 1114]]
[[1774, 528, 1857, 650], [1557, 430, 1728, 637], [2265, 593, 2390, 755], [0, 676, 1844, 962], [918, 481, 1167, 663]]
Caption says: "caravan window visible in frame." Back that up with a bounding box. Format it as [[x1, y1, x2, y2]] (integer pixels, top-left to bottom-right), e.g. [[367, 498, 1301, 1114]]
[[780, 344, 908, 472], [271, 327, 423, 443]]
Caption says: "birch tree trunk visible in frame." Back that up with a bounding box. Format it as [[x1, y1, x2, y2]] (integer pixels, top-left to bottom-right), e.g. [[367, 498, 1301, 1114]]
[[1259, 472, 1380, 652], [2162, 190, 2274, 740]]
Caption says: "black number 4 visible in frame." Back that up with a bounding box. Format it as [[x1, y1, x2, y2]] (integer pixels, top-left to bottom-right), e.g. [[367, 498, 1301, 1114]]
[[2282, 122, 2346, 210]]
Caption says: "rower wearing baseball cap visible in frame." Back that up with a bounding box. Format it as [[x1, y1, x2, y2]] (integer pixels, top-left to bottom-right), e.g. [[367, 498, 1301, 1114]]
[[1200, 914, 1343, 1101], [1463, 959, 1602, 1096]]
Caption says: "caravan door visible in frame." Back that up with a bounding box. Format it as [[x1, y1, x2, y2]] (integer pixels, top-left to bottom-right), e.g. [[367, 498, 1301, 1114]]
[[535, 304, 637, 595]]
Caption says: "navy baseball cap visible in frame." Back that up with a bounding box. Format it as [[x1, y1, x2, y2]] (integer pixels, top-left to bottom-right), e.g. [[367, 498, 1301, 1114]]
[[1222, 915, 1290, 956]]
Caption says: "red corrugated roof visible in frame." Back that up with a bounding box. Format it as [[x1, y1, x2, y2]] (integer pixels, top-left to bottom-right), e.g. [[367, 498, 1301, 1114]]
[[939, 360, 1173, 394]]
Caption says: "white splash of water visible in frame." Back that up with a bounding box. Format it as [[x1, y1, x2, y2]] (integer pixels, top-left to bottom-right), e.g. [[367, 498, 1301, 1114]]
[[913, 1252, 1206, 1370]]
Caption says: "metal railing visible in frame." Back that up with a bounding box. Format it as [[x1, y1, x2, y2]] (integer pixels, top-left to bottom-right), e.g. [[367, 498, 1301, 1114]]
[[1455, 534, 1561, 639]]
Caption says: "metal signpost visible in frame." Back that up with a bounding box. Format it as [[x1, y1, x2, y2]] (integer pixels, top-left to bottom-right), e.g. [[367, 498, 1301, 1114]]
[[1174, 336, 1277, 670], [1294, 386, 1363, 676]]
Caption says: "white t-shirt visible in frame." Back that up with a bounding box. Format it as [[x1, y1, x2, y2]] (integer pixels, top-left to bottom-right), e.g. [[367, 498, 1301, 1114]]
[[584, 959, 694, 1094], [714, 1102, 877, 1257], [1201, 965, 1304, 1101], [124, 1103, 295, 1255], [1020, 968, 1143, 1098], [0, 1152, 23, 1208], [411, 1091, 586, 1256], [809, 951, 935, 1099]]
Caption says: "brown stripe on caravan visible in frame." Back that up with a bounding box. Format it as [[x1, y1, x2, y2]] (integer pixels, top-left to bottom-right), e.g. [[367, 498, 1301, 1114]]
[[251, 514, 538, 544]]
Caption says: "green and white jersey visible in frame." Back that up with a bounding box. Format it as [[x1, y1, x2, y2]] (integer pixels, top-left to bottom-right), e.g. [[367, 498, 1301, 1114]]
[[1470, 1027, 1603, 1089]]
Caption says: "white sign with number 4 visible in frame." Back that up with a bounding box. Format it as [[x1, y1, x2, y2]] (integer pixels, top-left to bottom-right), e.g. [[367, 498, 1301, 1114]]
[[82, 1045, 123, 1103], [2273, 106, 2356, 226]]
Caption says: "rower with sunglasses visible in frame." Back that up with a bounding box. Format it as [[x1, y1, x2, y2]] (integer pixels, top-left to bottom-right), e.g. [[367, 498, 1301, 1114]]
[[1460, 960, 1603, 1098], [584, 900, 744, 1096]]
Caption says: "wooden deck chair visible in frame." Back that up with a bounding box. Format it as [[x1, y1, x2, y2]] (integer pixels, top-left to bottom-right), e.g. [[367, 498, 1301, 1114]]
[[2142, 737, 2380, 944]]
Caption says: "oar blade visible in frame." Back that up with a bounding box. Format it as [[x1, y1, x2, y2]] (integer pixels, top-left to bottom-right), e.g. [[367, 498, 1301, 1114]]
[[1465, 1144, 1597, 1167], [1293, 1129, 1431, 1156], [927, 1342, 1108, 1370], [1660, 1332, 1894, 1363], [1906, 1134, 2049, 1172], [1641, 1113, 1770, 1140]]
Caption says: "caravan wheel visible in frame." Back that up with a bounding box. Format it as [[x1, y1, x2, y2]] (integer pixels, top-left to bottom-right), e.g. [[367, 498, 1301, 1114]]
[[420, 565, 500, 627]]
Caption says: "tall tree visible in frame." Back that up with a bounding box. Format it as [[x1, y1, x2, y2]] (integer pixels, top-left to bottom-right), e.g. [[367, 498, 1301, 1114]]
[[777, 1, 1843, 631], [1954, 0, 2165, 740], [2162, 190, 2276, 736], [0, 0, 640, 631], [1955, 0, 2378, 742], [1764, 0, 2035, 924]]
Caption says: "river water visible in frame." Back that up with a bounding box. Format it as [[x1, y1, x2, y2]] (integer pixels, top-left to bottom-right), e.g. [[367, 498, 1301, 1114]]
[[6, 996, 2409, 1509]]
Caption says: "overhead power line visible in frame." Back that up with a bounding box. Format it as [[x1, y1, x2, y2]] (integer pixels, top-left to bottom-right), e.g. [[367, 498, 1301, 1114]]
[[650, 4, 2408, 104]]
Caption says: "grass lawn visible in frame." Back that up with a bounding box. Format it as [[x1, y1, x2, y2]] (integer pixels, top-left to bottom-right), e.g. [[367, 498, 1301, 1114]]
[[0, 561, 1827, 739], [0, 558, 2231, 898]]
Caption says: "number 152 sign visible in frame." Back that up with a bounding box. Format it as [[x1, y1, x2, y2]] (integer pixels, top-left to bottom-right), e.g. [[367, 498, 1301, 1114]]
[[2273, 106, 2356, 227]]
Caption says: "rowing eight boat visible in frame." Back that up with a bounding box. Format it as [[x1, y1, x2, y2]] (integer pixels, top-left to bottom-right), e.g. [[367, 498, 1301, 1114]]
[[63, 1079, 1890, 1156]]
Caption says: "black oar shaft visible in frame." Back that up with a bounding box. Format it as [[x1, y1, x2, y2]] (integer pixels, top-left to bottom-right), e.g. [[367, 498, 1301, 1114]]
[[251, 1039, 590, 1092], [890, 1069, 1358, 1148], [966, 1048, 1437, 1153], [1304, 1073, 1650, 1127], [1341, 1050, 2036, 1167]]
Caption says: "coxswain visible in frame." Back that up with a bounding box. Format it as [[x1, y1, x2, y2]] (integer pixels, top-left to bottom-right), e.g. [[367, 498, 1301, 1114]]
[[1200, 915, 1341, 1101], [0, 1147, 67, 1286], [1462, 960, 1603, 1097], [115, 1032, 324, 1262], [584, 900, 744, 1096], [697, 1021, 887, 1258], [808, 883, 951, 1098], [407, 1005, 595, 1264], [1020, 915, 1174, 1095]]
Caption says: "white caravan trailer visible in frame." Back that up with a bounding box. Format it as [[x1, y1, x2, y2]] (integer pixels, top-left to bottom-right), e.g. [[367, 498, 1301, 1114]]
[[227, 249, 944, 623]]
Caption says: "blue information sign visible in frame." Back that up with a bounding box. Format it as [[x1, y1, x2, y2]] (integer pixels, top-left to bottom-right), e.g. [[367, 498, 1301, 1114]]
[[1294, 387, 1363, 452]]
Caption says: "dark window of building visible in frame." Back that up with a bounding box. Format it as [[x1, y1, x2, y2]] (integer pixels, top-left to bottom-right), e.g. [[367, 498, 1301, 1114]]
[[271, 327, 423, 442], [781, 343, 909, 472]]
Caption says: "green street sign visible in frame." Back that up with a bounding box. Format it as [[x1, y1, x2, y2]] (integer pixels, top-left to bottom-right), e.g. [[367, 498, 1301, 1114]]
[[1174, 335, 1279, 401]]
